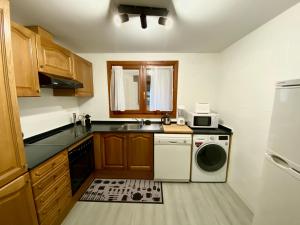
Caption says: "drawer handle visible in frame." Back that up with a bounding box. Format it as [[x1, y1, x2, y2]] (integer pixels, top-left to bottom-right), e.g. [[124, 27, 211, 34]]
[[35, 172, 41, 177]]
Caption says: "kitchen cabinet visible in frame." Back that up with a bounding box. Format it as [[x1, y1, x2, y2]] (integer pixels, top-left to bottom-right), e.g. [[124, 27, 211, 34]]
[[53, 54, 94, 97], [101, 133, 127, 170], [30, 150, 72, 225], [37, 37, 74, 79], [0, 0, 27, 188], [127, 133, 153, 171], [94, 133, 154, 179], [0, 173, 38, 225], [11, 21, 40, 97]]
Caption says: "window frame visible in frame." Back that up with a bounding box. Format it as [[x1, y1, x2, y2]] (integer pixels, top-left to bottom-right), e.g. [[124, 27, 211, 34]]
[[107, 60, 178, 118]]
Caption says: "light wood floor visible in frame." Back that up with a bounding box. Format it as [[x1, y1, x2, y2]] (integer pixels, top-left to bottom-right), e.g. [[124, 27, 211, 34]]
[[62, 183, 253, 225]]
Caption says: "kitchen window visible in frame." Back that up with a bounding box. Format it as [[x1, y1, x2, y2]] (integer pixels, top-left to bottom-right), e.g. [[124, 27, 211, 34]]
[[107, 61, 178, 118]]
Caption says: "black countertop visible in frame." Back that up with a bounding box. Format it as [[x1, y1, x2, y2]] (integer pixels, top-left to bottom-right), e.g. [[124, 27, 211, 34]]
[[24, 121, 232, 169]]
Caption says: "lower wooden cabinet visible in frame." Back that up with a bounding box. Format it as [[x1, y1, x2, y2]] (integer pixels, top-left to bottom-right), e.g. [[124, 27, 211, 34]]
[[30, 150, 72, 225], [101, 133, 127, 170], [127, 133, 153, 171], [94, 133, 154, 179], [0, 173, 39, 225]]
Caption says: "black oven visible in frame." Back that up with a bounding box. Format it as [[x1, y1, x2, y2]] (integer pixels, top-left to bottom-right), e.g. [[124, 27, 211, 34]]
[[68, 137, 94, 195]]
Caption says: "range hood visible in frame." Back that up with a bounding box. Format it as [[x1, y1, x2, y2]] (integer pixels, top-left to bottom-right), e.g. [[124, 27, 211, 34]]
[[39, 73, 83, 89]]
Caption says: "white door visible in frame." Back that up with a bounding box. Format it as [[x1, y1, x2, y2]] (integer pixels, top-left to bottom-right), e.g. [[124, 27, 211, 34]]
[[268, 83, 300, 166], [253, 154, 300, 225]]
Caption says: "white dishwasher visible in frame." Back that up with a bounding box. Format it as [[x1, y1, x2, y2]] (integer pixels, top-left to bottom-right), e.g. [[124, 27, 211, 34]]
[[154, 134, 192, 182]]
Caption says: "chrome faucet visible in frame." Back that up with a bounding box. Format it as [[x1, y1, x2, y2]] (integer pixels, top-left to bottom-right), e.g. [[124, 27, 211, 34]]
[[135, 118, 144, 127]]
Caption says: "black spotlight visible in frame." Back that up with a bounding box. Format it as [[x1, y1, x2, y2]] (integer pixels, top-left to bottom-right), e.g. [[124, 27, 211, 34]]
[[158, 17, 167, 25], [140, 14, 147, 29], [120, 13, 129, 23]]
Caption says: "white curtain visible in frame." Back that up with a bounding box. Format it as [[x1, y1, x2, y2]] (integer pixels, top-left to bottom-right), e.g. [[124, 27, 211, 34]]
[[110, 66, 126, 111], [149, 66, 173, 111]]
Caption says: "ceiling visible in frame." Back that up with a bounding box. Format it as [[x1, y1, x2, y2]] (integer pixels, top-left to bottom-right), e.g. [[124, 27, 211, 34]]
[[10, 0, 300, 53]]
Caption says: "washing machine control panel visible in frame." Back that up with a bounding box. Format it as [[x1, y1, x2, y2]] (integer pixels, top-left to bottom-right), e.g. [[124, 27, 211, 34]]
[[195, 141, 203, 147]]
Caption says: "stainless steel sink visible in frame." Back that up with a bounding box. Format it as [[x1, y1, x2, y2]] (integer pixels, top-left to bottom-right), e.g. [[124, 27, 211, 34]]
[[120, 123, 144, 130], [119, 123, 162, 131]]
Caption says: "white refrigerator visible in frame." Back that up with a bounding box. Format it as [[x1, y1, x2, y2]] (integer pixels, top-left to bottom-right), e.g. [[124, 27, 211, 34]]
[[253, 79, 300, 225]]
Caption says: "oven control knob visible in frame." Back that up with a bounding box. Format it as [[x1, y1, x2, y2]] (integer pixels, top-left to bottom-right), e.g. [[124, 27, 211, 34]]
[[225, 142, 229, 146], [210, 136, 215, 141]]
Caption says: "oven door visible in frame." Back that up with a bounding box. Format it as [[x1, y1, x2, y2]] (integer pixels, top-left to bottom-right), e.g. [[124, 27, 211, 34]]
[[68, 138, 94, 195]]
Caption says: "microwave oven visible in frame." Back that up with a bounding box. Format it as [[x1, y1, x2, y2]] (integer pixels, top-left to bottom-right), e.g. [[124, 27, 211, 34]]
[[186, 112, 219, 128]]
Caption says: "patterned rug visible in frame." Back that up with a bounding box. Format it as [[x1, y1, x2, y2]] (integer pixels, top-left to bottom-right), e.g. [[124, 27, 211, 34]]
[[80, 179, 163, 204]]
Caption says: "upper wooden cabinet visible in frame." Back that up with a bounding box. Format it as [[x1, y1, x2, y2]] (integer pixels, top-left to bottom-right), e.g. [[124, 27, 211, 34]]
[[53, 54, 94, 97], [37, 37, 74, 79], [0, 0, 27, 188], [0, 173, 38, 225], [11, 22, 40, 97], [73, 54, 94, 96]]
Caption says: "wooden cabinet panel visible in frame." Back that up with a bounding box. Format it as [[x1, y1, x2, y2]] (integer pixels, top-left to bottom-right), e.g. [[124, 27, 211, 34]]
[[0, 0, 27, 188], [127, 133, 153, 171], [30, 150, 72, 225], [53, 54, 94, 97], [101, 133, 127, 169], [94, 132, 154, 179], [11, 21, 40, 96], [31, 161, 69, 197], [37, 37, 74, 79], [74, 54, 93, 96], [30, 151, 68, 184], [0, 173, 38, 225]]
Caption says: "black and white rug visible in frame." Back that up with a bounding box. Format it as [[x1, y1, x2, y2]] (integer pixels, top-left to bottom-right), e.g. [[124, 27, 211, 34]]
[[80, 179, 163, 204]]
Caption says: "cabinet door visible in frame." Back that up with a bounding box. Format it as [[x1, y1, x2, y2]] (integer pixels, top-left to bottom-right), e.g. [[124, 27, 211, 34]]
[[74, 55, 94, 96], [0, 0, 27, 188], [127, 133, 153, 171], [0, 173, 38, 225], [101, 133, 127, 169], [11, 21, 40, 97], [37, 37, 74, 79]]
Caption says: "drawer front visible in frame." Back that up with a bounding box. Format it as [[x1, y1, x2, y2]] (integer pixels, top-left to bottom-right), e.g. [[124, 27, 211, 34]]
[[38, 188, 72, 224], [30, 151, 68, 184], [32, 161, 69, 197], [35, 171, 71, 210]]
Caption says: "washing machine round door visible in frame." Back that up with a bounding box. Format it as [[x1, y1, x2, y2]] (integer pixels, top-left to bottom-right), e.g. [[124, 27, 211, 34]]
[[196, 144, 227, 172]]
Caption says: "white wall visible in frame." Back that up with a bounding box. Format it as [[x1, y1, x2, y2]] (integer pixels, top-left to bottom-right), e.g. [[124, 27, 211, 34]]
[[18, 89, 80, 138], [217, 3, 300, 211], [78, 53, 220, 120]]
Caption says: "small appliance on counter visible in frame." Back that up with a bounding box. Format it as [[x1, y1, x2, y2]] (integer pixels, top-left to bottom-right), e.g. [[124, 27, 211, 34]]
[[85, 114, 92, 129], [186, 112, 219, 128], [177, 105, 186, 126], [161, 113, 171, 125], [194, 103, 210, 114]]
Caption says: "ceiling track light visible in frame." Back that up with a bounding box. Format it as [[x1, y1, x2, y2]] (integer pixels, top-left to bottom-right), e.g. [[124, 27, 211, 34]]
[[140, 14, 147, 29], [158, 17, 167, 26], [120, 13, 129, 23], [117, 4, 169, 29]]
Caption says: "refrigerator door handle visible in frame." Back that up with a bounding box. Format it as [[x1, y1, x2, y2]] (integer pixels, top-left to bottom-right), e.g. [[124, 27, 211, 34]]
[[266, 153, 300, 180]]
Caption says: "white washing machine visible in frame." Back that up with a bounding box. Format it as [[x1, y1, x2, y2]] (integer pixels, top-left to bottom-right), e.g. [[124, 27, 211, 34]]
[[191, 134, 229, 182]]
